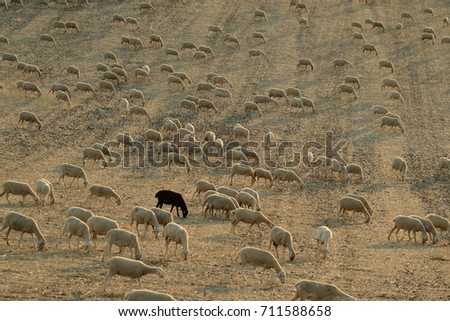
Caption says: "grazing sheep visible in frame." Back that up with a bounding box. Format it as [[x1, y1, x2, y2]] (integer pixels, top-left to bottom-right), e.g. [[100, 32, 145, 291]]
[[252, 31, 266, 43], [410, 215, 439, 244], [421, 33, 435, 44], [298, 17, 309, 27], [401, 12, 414, 22], [52, 21, 66, 30], [352, 32, 365, 43], [233, 124, 250, 141], [292, 280, 355, 301], [248, 49, 268, 61], [208, 25, 224, 34], [168, 152, 191, 173], [111, 67, 128, 82], [102, 71, 120, 85], [181, 42, 197, 50], [345, 163, 364, 180], [102, 229, 141, 261], [124, 290, 175, 301], [337, 83, 358, 100], [423, 7, 434, 16], [49, 83, 71, 96], [381, 116, 404, 133], [379, 60, 394, 73], [388, 215, 428, 243], [192, 179, 216, 200], [425, 214, 450, 238], [441, 37, 450, 44], [203, 193, 237, 219], [203, 131, 216, 142], [313, 156, 349, 181], [244, 101, 262, 117], [272, 168, 304, 188], [212, 75, 232, 88], [299, 97, 316, 113], [223, 34, 240, 47], [254, 95, 278, 107], [86, 216, 119, 248], [164, 222, 189, 260], [104, 51, 118, 62], [268, 88, 289, 105], [82, 148, 108, 168], [297, 58, 314, 71], [365, 18, 374, 26], [197, 99, 218, 114], [241, 187, 261, 210], [66, 206, 94, 223], [65, 21, 80, 33], [160, 63, 174, 73], [338, 196, 371, 223], [125, 17, 139, 28], [151, 207, 174, 236], [104, 257, 163, 292], [333, 59, 352, 68], [2, 52, 18, 63], [127, 106, 150, 118], [228, 163, 254, 186], [344, 75, 361, 89], [1, 181, 39, 205], [232, 208, 274, 234], [144, 129, 163, 143], [395, 22, 403, 33], [155, 190, 188, 218], [269, 226, 295, 261], [172, 72, 192, 84], [252, 168, 273, 187], [438, 157, 450, 172], [215, 186, 238, 198], [60, 217, 92, 252], [24, 64, 42, 77], [192, 50, 207, 60], [134, 67, 150, 80], [1, 211, 46, 250], [128, 88, 145, 105], [444, 17, 449, 27], [58, 163, 89, 187], [55, 90, 71, 107], [254, 9, 267, 21], [165, 48, 180, 59], [316, 226, 332, 258], [345, 194, 373, 215], [295, 2, 308, 12], [35, 178, 55, 206], [196, 82, 216, 92], [372, 21, 385, 31], [113, 14, 127, 24], [382, 78, 401, 91], [139, 2, 155, 11], [74, 82, 96, 95], [22, 82, 42, 97], [391, 157, 407, 180], [179, 99, 197, 112], [39, 33, 56, 44], [18, 111, 41, 130], [115, 133, 134, 147], [388, 90, 404, 104], [238, 247, 285, 283], [87, 184, 122, 206], [168, 75, 186, 90], [351, 21, 363, 31], [286, 87, 301, 98], [92, 143, 112, 161], [149, 34, 163, 47], [236, 191, 258, 210], [98, 80, 116, 94]]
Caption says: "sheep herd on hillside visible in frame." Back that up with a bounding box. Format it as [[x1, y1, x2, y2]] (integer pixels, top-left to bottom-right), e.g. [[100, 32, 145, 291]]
[[1, 0, 449, 301]]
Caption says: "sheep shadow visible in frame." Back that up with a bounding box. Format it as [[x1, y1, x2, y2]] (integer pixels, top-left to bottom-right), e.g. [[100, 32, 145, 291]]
[[368, 242, 433, 250]]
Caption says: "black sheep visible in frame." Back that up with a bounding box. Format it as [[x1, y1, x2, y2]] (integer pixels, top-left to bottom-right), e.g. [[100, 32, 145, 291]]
[[155, 190, 188, 218]]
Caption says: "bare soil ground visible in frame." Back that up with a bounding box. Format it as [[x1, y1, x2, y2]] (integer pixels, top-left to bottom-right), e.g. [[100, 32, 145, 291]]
[[0, 0, 449, 301]]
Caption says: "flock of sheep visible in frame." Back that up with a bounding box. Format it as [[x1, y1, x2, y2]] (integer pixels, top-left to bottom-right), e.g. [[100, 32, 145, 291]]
[[1, 0, 449, 301]]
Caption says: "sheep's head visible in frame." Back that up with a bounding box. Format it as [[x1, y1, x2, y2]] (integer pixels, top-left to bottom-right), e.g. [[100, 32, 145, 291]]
[[289, 251, 296, 261], [116, 197, 122, 206], [182, 249, 189, 260], [38, 239, 46, 251], [182, 209, 188, 218], [85, 242, 92, 253], [422, 234, 428, 244], [278, 271, 286, 284], [432, 235, 439, 244], [135, 250, 142, 260], [155, 268, 164, 278]]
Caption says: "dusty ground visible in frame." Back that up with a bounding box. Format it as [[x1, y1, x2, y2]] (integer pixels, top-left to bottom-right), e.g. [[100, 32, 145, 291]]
[[0, 0, 449, 301]]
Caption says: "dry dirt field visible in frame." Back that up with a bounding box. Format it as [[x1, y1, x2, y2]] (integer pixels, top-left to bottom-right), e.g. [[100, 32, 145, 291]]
[[0, 0, 449, 301]]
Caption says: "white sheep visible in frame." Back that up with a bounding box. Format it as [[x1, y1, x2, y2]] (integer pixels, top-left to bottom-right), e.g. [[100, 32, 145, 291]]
[[268, 88, 289, 105], [388, 90, 404, 104], [167, 152, 191, 173], [442, 37, 450, 44], [395, 22, 403, 33], [115, 133, 134, 147], [96, 63, 108, 72], [421, 33, 435, 44], [338, 196, 371, 223], [388, 215, 428, 243], [125, 17, 139, 28], [180, 99, 197, 112], [39, 33, 56, 44], [203, 193, 237, 219], [444, 17, 449, 27], [297, 58, 314, 71], [391, 157, 407, 180], [181, 42, 198, 50], [372, 21, 385, 31], [66, 65, 80, 79], [244, 101, 262, 117], [371, 104, 389, 115], [139, 3, 155, 11], [192, 179, 216, 200], [424, 7, 434, 16], [286, 87, 302, 97], [333, 59, 352, 68], [351, 21, 363, 31], [382, 78, 401, 92], [130, 206, 160, 239], [99, 80, 116, 94], [298, 17, 309, 27], [102, 228, 142, 261], [292, 280, 355, 301], [362, 43, 379, 56], [381, 116, 405, 133], [24, 64, 42, 77], [164, 222, 189, 260], [111, 67, 128, 82], [254, 9, 267, 21], [269, 226, 296, 261], [55, 90, 71, 107], [22, 82, 42, 97], [337, 83, 358, 100], [144, 129, 163, 143], [410, 215, 439, 244], [150, 207, 174, 236], [74, 82, 96, 95], [65, 21, 80, 33], [233, 123, 250, 141], [345, 194, 373, 215], [236, 191, 258, 210], [87, 184, 122, 206], [271, 168, 304, 188], [252, 32, 266, 43], [344, 75, 361, 89], [379, 60, 394, 73], [172, 72, 192, 84], [197, 99, 218, 113], [248, 49, 268, 61], [127, 88, 145, 106], [0, 35, 11, 48], [86, 215, 119, 248], [231, 208, 274, 234], [300, 97, 316, 113], [192, 50, 207, 60], [216, 186, 238, 198], [425, 214, 450, 239], [252, 168, 273, 187], [208, 25, 224, 34], [1, 180, 39, 205], [316, 226, 332, 258], [345, 163, 364, 180], [241, 187, 261, 209], [1, 211, 46, 250], [60, 216, 92, 252], [66, 206, 94, 223], [35, 178, 55, 206], [18, 111, 42, 130], [167, 76, 186, 90], [401, 12, 414, 22], [58, 163, 89, 187], [437, 157, 450, 173], [104, 257, 163, 292], [198, 45, 215, 58], [104, 51, 118, 62], [223, 34, 240, 47], [213, 88, 233, 101], [238, 247, 285, 283], [229, 163, 254, 186], [2, 52, 18, 63], [49, 83, 71, 96], [124, 290, 175, 301], [134, 68, 150, 80], [254, 94, 278, 107]]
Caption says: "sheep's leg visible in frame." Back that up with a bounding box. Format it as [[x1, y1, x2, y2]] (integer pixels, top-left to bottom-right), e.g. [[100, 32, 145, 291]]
[[68, 177, 77, 187], [76, 237, 81, 251], [103, 273, 112, 293], [68, 234, 72, 249], [137, 278, 143, 289], [231, 221, 237, 234], [165, 240, 170, 258], [17, 231, 26, 248], [6, 193, 11, 204], [274, 245, 279, 258], [388, 226, 396, 240], [93, 234, 97, 249], [174, 243, 178, 257], [5, 227, 12, 247], [412, 231, 417, 243], [101, 245, 110, 261]]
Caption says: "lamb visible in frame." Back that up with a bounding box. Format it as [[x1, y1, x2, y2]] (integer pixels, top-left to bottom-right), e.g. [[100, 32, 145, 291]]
[[130, 206, 160, 239], [254, 95, 278, 107], [388, 90, 404, 104], [438, 157, 450, 172], [252, 32, 266, 43], [124, 290, 176, 301], [160, 63, 174, 73], [292, 280, 355, 301], [87, 184, 122, 206], [333, 59, 352, 68], [271, 168, 304, 188], [58, 163, 89, 187], [181, 42, 198, 50], [351, 21, 363, 31], [371, 104, 389, 115], [233, 123, 250, 141], [254, 9, 267, 21], [66, 206, 94, 223], [192, 179, 216, 200], [151, 207, 174, 235], [0, 181, 39, 205], [231, 208, 274, 234], [338, 196, 371, 223], [297, 58, 314, 71], [22, 82, 42, 97], [60, 216, 92, 252], [55, 90, 71, 107], [379, 60, 394, 73], [344, 75, 361, 89], [388, 215, 428, 243], [382, 78, 401, 91], [216, 186, 238, 198], [425, 214, 450, 238], [155, 190, 189, 218], [168, 75, 186, 90], [128, 88, 145, 105], [1, 211, 46, 250], [197, 99, 218, 114], [164, 222, 189, 260], [248, 49, 268, 61], [337, 84, 358, 100], [167, 152, 191, 173], [203, 193, 237, 219], [103, 257, 163, 292], [229, 163, 254, 186], [18, 111, 42, 130], [315, 226, 332, 258], [212, 75, 232, 87], [39, 33, 56, 44], [238, 247, 285, 283], [345, 163, 364, 180], [269, 226, 296, 261], [2, 53, 18, 63], [244, 101, 262, 117], [24, 64, 42, 77], [102, 229, 142, 261], [65, 21, 80, 33], [391, 157, 407, 180], [98, 80, 116, 94], [149, 34, 164, 47], [35, 178, 55, 206], [172, 72, 192, 84], [236, 191, 258, 210], [410, 216, 439, 244], [252, 168, 273, 187], [421, 33, 435, 44], [381, 116, 405, 133], [74, 82, 95, 95], [86, 216, 119, 248], [208, 25, 224, 34], [82, 147, 108, 168], [125, 17, 139, 28], [49, 83, 71, 96], [104, 51, 118, 62]]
